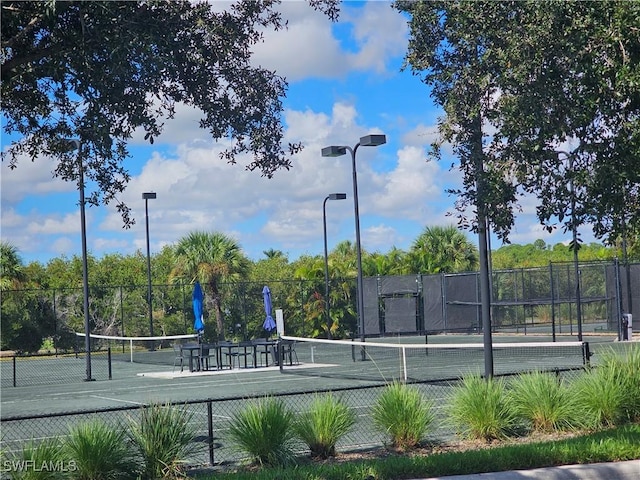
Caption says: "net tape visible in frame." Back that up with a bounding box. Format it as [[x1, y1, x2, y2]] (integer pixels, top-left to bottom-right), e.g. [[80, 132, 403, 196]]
[[280, 335, 587, 382], [75, 332, 198, 363]]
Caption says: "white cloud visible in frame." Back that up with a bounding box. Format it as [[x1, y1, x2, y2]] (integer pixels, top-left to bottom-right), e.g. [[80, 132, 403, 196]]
[[343, 2, 408, 74], [251, 1, 408, 81], [371, 145, 441, 221], [50, 237, 75, 258], [27, 212, 79, 235], [1, 154, 73, 204], [401, 123, 440, 148], [363, 224, 402, 252]]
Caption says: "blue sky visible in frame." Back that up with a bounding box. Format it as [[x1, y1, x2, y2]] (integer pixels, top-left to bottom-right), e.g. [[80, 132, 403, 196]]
[[1, 1, 594, 266]]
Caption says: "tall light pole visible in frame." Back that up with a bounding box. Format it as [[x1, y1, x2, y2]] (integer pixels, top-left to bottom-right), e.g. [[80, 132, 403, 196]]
[[557, 150, 583, 341], [323, 193, 347, 340], [64, 139, 93, 381], [142, 192, 157, 342], [322, 134, 386, 351]]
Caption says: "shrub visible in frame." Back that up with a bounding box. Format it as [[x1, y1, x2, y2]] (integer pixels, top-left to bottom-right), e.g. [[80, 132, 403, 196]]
[[572, 344, 640, 429], [64, 419, 138, 480], [507, 371, 579, 433], [448, 375, 515, 441], [227, 397, 296, 467], [129, 402, 198, 480], [599, 344, 640, 422], [7, 438, 66, 480], [372, 381, 435, 450], [293, 393, 356, 459]]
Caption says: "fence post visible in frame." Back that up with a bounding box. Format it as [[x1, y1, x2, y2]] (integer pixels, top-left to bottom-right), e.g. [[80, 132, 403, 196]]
[[207, 400, 214, 465], [53, 288, 58, 354], [108, 347, 112, 380], [550, 262, 556, 342], [13, 355, 16, 387]]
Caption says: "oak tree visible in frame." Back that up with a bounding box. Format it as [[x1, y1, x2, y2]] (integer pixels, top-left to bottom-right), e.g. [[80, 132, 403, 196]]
[[1, 0, 339, 225]]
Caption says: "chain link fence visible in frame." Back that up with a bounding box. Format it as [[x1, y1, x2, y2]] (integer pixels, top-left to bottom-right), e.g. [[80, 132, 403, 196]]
[[0, 368, 587, 471]]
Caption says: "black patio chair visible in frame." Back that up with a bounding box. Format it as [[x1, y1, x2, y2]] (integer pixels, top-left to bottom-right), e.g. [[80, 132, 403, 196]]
[[199, 344, 219, 371], [172, 344, 184, 372]]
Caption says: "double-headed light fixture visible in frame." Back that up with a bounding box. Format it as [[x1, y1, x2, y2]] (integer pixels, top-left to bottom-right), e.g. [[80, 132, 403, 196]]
[[321, 134, 386, 347]]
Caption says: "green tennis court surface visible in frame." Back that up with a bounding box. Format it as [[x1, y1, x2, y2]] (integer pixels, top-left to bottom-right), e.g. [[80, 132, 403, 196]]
[[0, 333, 620, 419]]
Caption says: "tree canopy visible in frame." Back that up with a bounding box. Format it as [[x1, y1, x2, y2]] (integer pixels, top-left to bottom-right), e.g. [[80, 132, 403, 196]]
[[395, 0, 640, 247], [1, 0, 339, 226]]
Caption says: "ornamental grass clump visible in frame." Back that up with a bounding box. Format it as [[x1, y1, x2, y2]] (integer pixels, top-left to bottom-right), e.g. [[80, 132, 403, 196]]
[[129, 402, 198, 480], [293, 393, 356, 459], [8, 438, 67, 480], [64, 419, 138, 480], [507, 370, 579, 433], [599, 343, 640, 423], [372, 381, 435, 451], [227, 397, 296, 467], [572, 344, 640, 429], [448, 375, 515, 441]]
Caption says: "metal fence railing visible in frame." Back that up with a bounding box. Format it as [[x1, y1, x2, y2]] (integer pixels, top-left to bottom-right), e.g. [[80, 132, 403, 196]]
[[2, 262, 637, 355], [0, 369, 587, 471]]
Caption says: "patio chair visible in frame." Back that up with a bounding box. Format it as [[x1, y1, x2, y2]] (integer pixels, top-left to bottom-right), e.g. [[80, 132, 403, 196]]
[[199, 344, 219, 371], [224, 340, 255, 369], [279, 339, 298, 366], [253, 339, 278, 367], [172, 344, 184, 372]]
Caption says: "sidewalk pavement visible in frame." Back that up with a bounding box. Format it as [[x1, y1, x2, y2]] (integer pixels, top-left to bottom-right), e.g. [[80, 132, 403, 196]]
[[417, 459, 640, 480]]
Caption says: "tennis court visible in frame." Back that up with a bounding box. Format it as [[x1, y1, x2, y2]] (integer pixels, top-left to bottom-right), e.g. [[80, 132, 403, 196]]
[[1, 332, 618, 418], [1, 332, 626, 468]]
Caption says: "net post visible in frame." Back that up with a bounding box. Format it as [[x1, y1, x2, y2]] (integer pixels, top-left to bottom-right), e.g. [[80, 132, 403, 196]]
[[107, 347, 112, 380], [582, 342, 591, 367], [12, 355, 16, 387], [130, 339, 134, 363], [402, 346, 407, 382]]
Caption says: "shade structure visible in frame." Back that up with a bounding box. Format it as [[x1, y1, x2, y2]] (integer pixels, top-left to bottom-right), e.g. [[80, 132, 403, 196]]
[[192, 281, 205, 334], [262, 285, 276, 333]]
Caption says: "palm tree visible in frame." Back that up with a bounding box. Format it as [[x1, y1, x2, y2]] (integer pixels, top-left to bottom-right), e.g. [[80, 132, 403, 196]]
[[409, 225, 478, 274], [263, 249, 286, 260], [0, 242, 26, 290], [171, 231, 250, 339]]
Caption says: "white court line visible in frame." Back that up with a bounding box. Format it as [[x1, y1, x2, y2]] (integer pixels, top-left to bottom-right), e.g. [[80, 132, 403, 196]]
[[90, 395, 145, 405], [136, 363, 337, 379]]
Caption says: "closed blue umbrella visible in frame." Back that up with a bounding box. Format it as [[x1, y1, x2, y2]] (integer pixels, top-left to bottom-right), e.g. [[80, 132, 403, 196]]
[[262, 285, 276, 334], [193, 281, 204, 336]]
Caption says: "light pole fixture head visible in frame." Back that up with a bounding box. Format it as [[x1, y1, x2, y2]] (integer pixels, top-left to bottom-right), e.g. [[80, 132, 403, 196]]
[[328, 193, 347, 200], [62, 138, 81, 152], [359, 134, 386, 147], [142, 192, 157, 200], [321, 145, 347, 157]]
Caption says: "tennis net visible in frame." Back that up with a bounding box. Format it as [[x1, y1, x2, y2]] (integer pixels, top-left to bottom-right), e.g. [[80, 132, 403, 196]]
[[279, 335, 589, 383], [74, 333, 198, 365]]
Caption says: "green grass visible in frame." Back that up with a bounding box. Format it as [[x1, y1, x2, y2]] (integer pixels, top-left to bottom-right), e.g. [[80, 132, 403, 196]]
[[201, 423, 640, 480]]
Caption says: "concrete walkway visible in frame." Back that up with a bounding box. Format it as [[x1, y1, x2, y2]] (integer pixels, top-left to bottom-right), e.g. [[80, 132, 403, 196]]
[[417, 460, 640, 480]]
